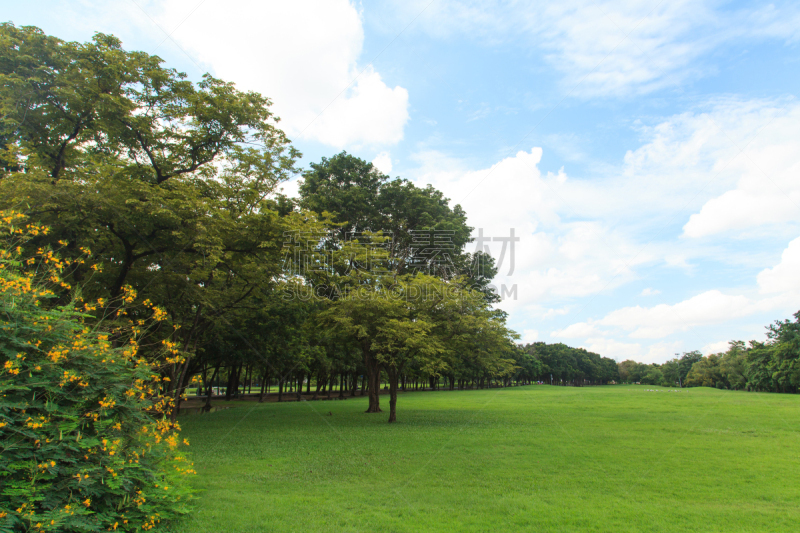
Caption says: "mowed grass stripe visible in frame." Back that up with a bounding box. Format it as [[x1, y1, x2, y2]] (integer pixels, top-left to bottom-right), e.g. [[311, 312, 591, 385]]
[[173, 385, 800, 533]]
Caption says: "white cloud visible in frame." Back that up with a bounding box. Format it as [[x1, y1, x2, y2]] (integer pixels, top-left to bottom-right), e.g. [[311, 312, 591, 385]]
[[542, 306, 570, 319], [372, 151, 393, 174], [554, 233, 800, 357], [559, 97, 800, 239], [521, 329, 539, 343], [300, 68, 408, 147], [532, 0, 718, 97], [641, 341, 685, 365], [389, 0, 800, 97], [615, 98, 800, 236], [160, 0, 409, 147], [597, 290, 759, 339], [66, 0, 409, 149], [757, 236, 800, 295], [581, 338, 642, 361], [409, 100, 800, 247], [408, 147, 657, 312], [579, 339, 682, 365], [678, 101, 800, 238], [275, 177, 302, 199], [641, 288, 661, 296], [551, 322, 602, 339], [578, 339, 681, 364], [702, 340, 730, 355], [685, 191, 799, 237]]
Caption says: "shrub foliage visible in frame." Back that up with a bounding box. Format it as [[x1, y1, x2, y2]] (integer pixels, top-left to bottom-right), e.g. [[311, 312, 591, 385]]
[[0, 213, 193, 532]]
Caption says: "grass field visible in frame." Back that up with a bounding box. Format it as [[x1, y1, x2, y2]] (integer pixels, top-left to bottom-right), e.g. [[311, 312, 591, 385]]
[[172, 385, 800, 532]]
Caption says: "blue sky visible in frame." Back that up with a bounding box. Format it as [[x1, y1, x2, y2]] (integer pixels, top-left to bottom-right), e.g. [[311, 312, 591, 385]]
[[5, 0, 800, 363]]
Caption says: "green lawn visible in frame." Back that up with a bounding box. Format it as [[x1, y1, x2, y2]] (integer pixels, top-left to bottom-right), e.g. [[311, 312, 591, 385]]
[[172, 385, 800, 532]]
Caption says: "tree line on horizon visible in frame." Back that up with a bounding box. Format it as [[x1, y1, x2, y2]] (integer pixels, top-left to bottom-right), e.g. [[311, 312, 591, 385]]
[[615, 311, 800, 393]]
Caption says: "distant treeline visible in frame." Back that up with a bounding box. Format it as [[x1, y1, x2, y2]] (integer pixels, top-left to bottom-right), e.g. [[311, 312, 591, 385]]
[[618, 311, 800, 393], [515, 343, 620, 385]]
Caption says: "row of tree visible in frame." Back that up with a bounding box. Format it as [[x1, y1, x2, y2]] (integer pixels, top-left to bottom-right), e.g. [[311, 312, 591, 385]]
[[683, 312, 800, 392], [515, 343, 619, 385], [618, 351, 703, 387], [194, 339, 621, 405], [0, 23, 522, 423], [616, 311, 800, 393]]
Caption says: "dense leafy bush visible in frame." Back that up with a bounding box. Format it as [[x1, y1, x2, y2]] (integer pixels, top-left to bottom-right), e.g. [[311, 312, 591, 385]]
[[0, 213, 193, 532]]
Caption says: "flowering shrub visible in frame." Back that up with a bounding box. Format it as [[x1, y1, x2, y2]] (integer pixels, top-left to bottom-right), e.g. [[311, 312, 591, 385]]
[[0, 213, 193, 532]]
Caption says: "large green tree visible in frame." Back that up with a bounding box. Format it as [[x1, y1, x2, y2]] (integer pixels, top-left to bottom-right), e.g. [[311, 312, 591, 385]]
[[299, 152, 484, 410], [299, 151, 473, 278], [0, 23, 303, 416]]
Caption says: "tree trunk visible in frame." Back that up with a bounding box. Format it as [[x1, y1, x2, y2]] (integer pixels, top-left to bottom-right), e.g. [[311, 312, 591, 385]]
[[232, 364, 240, 398], [203, 363, 220, 412], [198, 366, 208, 397], [278, 378, 284, 402], [387, 366, 401, 423], [168, 355, 193, 422], [225, 366, 235, 401], [232, 363, 243, 399], [364, 350, 382, 412], [366, 365, 381, 412], [297, 372, 304, 401], [312, 371, 323, 400], [259, 370, 269, 402]]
